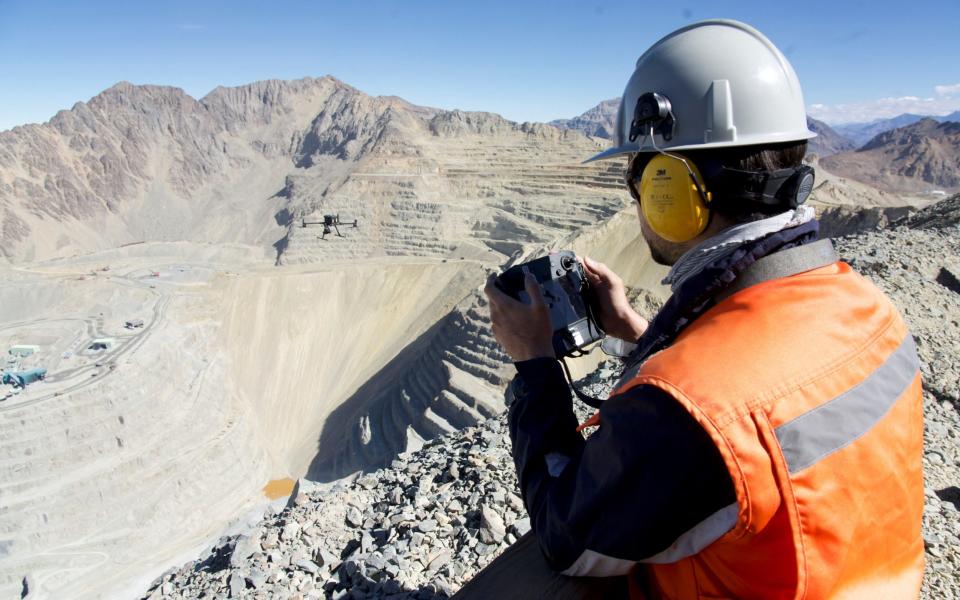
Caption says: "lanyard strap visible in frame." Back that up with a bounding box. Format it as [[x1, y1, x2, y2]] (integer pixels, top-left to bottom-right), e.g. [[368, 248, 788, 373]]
[[716, 238, 838, 302]]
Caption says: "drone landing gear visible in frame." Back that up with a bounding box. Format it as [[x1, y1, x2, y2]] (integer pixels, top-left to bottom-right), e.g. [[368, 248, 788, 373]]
[[318, 214, 358, 240], [321, 224, 344, 239]]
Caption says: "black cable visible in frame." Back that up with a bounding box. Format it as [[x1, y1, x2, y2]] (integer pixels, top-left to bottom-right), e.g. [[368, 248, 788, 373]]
[[560, 356, 605, 409], [554, 274, 608, 409]]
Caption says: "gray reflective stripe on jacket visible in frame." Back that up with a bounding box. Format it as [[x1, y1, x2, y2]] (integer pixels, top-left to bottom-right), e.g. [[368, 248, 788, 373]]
[[776, 334, 921, 474]]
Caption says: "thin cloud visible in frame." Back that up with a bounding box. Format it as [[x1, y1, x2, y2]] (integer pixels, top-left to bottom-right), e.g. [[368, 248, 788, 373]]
[[934, 83, 960, 97], [808, 83, 960, 124], [177, 24, 206, 31]]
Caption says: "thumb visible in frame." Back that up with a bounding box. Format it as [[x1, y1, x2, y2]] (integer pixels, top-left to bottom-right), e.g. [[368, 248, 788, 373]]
[[583, 256, 611, 282], [581, 256, 602, 284], [524, 272, 546, 308]]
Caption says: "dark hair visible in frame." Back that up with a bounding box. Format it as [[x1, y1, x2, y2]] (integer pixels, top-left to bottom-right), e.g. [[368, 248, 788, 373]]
[[626, 140, 808, 224]]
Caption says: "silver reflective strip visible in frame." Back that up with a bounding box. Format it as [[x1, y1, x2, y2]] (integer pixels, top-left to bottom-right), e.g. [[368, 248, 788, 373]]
[[559, 503, 738, 575], [776, 335, 920, 474], [640, 502, 738, 564], [561, 549, 635, 577]]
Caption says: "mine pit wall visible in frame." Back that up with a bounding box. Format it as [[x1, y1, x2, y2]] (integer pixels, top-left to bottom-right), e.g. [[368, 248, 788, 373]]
[[306, 289, 513, 480], [303, 208, 669, 480], [220, 259, 489, 479], [229, 207, 667, 484]]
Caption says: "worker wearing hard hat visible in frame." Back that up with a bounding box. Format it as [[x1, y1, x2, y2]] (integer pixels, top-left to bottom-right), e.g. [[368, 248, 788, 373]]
[[484, 19, 924, 599]]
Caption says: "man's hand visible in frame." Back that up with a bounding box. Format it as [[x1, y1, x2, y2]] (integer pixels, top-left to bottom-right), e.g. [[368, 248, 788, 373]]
[[484, 271, 555, 362], [581, 256, 649, 342]]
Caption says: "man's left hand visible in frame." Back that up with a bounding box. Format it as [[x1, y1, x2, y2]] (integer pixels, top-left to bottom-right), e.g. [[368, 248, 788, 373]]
[[484, 271, 555, 362]]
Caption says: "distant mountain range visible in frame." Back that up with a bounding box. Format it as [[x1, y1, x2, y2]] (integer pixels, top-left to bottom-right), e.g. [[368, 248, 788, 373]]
[[0, 77, 625, 263], [806, 117, 857, 156], [822, 118, 960, 194], [833, 111, 960, 147], [4, 82, 956, 264], [0, 76, 410, 262]]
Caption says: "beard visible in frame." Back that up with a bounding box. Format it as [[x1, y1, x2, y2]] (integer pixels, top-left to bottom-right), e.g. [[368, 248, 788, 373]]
[[642, 226, 683, 266], [648, 243, 674, 266], [636, 205, 686, 266]]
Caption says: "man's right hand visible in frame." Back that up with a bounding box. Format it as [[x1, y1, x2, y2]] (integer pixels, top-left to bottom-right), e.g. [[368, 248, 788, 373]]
[[581, 256, 649, 342]]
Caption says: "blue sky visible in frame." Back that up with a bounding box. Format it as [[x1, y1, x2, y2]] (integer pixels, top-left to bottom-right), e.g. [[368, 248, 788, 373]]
[[1, 0, 958, 131]]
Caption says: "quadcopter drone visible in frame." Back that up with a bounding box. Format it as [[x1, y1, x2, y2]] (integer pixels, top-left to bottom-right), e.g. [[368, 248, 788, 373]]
[[302, 214, 359, 239]]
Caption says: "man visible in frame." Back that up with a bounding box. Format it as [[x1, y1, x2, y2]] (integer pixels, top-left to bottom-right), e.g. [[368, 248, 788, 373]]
[[483, 19, 924, 599]]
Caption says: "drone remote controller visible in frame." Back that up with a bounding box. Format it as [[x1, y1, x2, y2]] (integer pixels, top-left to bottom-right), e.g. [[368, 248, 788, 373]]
[[495, 251, 604, 358]]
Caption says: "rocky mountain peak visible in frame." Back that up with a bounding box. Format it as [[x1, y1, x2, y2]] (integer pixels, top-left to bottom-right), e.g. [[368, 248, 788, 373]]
[[427, 110, 515, 137], [84, 81, 198, 114], [549, 98, 619, 139], [806, 117, 857, 156], [861, 118, 959, 151], [0, 75, 619, 263], [822, 118, 960, 194]]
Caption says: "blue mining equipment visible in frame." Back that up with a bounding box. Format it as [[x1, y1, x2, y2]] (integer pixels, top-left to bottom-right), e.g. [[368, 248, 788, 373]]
[[2, 367, 47, 387]]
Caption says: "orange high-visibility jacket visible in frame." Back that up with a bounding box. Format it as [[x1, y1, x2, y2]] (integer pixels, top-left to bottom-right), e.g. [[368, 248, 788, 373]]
[[615, 260, 925, 599]]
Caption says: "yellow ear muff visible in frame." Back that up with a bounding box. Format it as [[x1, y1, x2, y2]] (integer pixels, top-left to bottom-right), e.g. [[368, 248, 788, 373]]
[[639, 153, 712, 243]]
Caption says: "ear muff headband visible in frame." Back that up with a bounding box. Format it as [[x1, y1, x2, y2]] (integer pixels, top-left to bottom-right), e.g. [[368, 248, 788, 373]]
[[637, 153, 712, 243], [711, 164, 815, 208]]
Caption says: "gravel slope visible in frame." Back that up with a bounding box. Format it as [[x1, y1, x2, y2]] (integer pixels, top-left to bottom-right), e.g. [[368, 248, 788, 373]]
[[834, 200, 960, 600], [140, 197, 960, 600]]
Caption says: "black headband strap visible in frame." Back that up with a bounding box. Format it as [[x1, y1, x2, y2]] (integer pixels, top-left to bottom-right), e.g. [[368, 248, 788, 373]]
[[710, 164, 815, 208]]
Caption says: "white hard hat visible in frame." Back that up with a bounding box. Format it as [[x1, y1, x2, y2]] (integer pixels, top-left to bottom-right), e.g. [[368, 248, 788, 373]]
[[587, 19, 815, 162]]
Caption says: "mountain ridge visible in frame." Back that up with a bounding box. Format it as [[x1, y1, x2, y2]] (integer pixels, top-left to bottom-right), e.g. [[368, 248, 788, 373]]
[[548, 98, 619, 139], [806, 116, 857, 156], [831, 111, 960, 147], [0, 76, 608, 263], [0, 77, 349, 259], [822, 118, 960, 193]]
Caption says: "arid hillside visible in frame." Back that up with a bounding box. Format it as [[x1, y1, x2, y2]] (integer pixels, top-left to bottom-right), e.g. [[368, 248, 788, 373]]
[[0, 77, 623, 265], [806, 116, 857, 156], [549, 98, 620, 139], [822, 118, 960, 194]]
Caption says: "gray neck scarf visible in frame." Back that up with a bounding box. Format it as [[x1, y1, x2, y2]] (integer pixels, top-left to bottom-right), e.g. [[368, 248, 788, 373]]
[[662, 205, 816, 293]]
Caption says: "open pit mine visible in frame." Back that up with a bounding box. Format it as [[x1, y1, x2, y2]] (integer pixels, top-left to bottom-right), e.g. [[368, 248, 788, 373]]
[[0, 77, 953, 599]]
